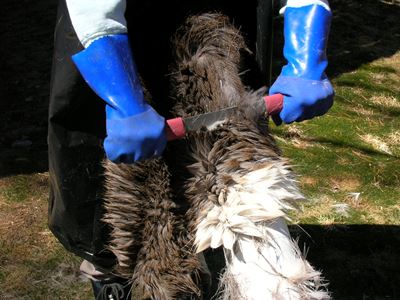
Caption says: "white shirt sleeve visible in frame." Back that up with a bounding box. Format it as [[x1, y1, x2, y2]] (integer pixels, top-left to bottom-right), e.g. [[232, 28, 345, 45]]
[[66, 0, 128, 48], [280, 0, 330, 14]]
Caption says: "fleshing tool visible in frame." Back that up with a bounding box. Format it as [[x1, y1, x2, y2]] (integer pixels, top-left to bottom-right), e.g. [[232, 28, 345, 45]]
[[165, 94, 283, 141]]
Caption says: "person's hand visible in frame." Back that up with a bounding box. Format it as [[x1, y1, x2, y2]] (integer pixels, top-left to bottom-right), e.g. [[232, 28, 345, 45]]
[[72, 34, 167, 163], [271, 1, 334, 125], [269, 76, 334, 124], [104, 105, 166, 163]]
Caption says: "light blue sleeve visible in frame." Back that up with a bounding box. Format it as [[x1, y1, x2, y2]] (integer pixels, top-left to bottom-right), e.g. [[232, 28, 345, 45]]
[[66, 0, 128, 47], [280, 0, 330, 14]]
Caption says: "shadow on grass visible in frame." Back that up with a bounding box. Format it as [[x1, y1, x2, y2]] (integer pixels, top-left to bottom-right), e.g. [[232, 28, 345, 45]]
[[0, 0, 56, 178], [328, 0, 400, 78], [205, 225, 400, 299], [272, 0, 400, 78], [292, 224, 400, 299], [0, 149, 48, 178]]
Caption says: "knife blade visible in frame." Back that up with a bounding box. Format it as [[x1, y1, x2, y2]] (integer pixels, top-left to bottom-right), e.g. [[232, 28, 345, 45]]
[[166, 93, 283, 141], [183, 106, 239, 131]]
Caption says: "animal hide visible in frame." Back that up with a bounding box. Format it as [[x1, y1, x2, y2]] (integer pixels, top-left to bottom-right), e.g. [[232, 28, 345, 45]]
[[103, 13, 330, 300]]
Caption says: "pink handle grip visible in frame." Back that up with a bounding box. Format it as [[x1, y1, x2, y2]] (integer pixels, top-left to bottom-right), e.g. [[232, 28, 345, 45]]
[[264, 93, 284, 115], [166, 117, 186, 141]]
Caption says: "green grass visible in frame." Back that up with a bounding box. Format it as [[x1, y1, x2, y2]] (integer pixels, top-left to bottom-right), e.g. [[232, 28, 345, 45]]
[[271, 53, 400, 225], [0, 175, 38, 203]]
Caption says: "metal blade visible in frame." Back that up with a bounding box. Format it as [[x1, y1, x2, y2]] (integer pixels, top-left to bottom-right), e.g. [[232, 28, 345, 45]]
[[183, 106, 238, 132]]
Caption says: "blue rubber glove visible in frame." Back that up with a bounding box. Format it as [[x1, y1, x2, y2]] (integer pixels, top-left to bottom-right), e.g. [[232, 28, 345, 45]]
[[72, 34, 166, 163], [270, 3, 334, 124]]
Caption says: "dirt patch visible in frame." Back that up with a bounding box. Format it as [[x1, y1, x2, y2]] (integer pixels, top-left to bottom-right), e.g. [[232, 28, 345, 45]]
[[0, 187, 50, 260], [330, 176, 362, 192], [359, 203, 400, 225], [297, 195, 336, 221], [300, 176, 318, 187], [0, 172, 91, 299]]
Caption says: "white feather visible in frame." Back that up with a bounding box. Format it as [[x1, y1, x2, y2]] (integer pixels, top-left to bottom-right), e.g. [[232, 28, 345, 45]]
[[224, 218, 330, 299], [195, 162, 303, 253], [194, 161, 330, 299]]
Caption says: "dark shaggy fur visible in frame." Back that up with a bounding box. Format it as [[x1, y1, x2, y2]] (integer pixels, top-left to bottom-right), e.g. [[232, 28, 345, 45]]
[[103, 13, 284, 299], [103, 158, 203, 299], [168, 13, 281, 250]]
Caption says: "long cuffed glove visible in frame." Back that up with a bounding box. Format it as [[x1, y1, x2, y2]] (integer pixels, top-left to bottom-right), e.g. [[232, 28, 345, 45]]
[[72, 34, 166, 163], [270, 2, 334, 124]]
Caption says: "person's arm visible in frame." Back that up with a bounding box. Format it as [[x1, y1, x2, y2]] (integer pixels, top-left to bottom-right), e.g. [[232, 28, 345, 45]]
[[270, 0, 334, 124], [66, 0, 166, 163]]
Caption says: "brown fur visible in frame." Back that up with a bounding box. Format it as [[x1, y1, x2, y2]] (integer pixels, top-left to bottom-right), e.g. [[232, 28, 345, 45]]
[[168, 13, 282, 252], [102, 13, 323, 300], [103, 159, 202, 299]]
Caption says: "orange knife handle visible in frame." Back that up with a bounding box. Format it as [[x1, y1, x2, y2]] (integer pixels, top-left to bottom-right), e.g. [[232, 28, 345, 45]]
[[166, 117, 186, 141], [264, 93, 284, 115]]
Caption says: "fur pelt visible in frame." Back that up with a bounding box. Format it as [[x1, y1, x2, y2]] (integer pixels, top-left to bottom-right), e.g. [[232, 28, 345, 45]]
[[103, 13, 330, 300], [168, 13, 330, 300], [103, 159, 203, 299]]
